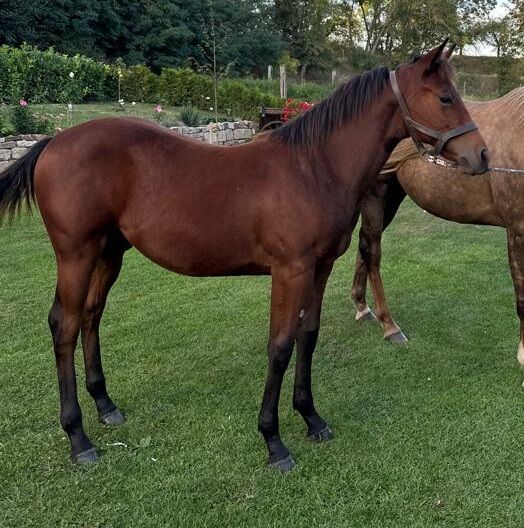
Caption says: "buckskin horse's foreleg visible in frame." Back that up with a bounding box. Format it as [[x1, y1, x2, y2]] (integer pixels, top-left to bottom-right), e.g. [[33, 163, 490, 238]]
[[506, 229, 524, 385], [293, 260, 334, 441], [351, 178, 407, 343], [259, 266, 315, 472], [49, 242, 100, 463], [81, 231, 130, 426]]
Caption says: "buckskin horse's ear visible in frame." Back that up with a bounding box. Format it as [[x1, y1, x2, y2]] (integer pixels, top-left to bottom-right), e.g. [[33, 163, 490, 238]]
[[420, 38, 449, 71]]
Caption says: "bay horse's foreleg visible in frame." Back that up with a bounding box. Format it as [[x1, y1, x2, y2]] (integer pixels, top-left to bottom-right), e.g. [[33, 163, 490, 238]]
[[49, 244, 100, 463], [81, 231, 130, 426], [293, 260, 334, 442], [259, 266, 315, 472], [351, 178, 407, 343], [506, 229, 524, 385]]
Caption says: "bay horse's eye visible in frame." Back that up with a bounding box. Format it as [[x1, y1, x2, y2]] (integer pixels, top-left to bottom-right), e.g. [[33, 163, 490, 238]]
[[439, 94, 453, 105]]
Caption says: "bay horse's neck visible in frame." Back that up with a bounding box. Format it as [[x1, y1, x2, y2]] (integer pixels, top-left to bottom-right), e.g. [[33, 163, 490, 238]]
[[319, 85, 406, 205]]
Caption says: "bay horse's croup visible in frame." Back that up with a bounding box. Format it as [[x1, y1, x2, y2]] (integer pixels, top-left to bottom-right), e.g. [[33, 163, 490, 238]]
[[0, 41, 488, 470]]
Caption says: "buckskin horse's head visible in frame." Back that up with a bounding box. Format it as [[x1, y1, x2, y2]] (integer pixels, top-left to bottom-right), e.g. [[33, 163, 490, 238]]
[[392, 39, 489, 175]]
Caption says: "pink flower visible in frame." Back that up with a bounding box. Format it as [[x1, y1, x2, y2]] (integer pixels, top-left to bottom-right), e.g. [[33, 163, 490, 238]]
[[19, 99, 28, 107], [154, 104, 162, 113]]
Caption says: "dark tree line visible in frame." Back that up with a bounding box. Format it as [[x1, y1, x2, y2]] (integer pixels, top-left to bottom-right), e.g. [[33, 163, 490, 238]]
[[0, 1, 521, 78], [0, 1, 284, 75]]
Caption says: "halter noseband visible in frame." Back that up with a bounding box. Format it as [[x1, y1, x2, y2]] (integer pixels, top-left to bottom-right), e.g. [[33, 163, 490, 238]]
[[390, 70, 478, 157]]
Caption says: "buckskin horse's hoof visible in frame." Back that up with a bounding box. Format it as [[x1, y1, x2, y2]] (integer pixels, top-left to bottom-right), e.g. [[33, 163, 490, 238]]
[[355, 308, 377, 322], [385, 330, 408, 344], [100, 408, 126, 427], [308, 425, 334, 442], [72, 447, 98, 464], [268, 454, 296, 473]]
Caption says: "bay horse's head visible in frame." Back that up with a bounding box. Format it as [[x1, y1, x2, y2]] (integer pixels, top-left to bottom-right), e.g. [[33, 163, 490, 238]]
[[393, 39, 489, 175]]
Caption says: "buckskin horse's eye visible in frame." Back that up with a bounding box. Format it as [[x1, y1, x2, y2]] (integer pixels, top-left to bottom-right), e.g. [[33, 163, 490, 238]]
[[439, 94, 453, 105]]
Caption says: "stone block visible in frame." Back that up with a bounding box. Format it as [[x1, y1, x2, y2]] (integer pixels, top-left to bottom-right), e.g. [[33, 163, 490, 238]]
[[11, 147, 27, 159], [16, 140, 36, 147], [0, 149, 11, 161]]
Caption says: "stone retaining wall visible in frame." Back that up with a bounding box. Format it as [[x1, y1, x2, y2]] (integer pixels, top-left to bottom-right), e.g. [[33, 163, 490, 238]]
[[169, 121, 256, 145], [0, 122, 257, 171], [0, 134, 48, 171]]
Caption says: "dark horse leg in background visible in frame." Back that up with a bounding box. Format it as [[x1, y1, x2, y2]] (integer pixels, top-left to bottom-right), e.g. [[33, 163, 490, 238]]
[[48, 230, 129, 462], [351, 175, 408, 343], [81, 230, 130, 427]]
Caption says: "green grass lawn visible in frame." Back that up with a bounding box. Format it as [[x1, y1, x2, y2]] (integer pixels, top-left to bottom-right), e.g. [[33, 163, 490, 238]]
[[1, 200, 523, 527]]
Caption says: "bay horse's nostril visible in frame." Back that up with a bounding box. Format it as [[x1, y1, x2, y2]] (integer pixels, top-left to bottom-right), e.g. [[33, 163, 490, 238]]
[[481, 148, 489, 166]]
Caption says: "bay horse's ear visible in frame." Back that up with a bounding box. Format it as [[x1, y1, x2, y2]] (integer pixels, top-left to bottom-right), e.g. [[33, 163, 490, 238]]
[[420, 38, 449, 71], [444, 42, 457, 61]]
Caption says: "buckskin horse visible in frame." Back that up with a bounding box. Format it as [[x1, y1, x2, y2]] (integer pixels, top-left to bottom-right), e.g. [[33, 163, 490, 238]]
[[351, 85, 524, 374], [0, 41, 488, 470]]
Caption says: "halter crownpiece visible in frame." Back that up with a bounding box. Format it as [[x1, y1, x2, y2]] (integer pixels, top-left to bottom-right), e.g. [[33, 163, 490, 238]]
[[389, 70, 478, 158]]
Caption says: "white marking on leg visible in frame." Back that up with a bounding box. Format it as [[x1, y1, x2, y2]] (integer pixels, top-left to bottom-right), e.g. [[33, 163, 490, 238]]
[[518, 341, 524, 368], [355, 305, 371, 321]]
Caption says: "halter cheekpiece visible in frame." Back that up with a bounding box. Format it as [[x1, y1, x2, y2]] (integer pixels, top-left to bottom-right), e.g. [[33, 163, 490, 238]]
[[389, 70, 478, 158]]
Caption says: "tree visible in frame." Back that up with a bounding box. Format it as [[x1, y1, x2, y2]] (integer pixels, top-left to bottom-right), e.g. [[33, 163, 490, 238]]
[[275, 0, 336, 80]]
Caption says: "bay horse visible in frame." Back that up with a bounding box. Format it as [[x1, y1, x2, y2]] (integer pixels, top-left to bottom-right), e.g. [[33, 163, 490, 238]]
[[0, 42, 488, 470], [351, 87, 524, 371]]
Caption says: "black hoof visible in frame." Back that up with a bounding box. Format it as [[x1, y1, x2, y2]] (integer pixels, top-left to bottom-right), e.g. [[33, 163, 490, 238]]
[[268, 454, 296, 472], [356, 310, 377, 323], [308, 425, 334, 442], [100, 408, 126, 427], [385, 330, 408, 344], [72, 447, 98, 464]]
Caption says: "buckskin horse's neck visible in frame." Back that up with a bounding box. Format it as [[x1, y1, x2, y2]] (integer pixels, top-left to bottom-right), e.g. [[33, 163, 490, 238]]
[[320, 85, 406, 207]]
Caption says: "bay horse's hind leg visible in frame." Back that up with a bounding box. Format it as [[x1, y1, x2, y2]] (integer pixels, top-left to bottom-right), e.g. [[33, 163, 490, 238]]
[[49, 242, 101, 463], [506, 229, 524, 386], [294, 260, 334, 441], [81, 230, 130, 426]]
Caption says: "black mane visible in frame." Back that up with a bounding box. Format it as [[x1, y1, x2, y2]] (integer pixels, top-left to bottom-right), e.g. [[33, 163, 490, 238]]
[[271, 66, 390, 151]]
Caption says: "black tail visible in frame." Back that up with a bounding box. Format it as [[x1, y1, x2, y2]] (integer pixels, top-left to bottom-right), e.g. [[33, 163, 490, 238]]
[[0, 137, 52, 223]]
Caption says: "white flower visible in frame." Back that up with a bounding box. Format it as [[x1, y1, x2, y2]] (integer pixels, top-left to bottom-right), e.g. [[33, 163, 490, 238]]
[[119, 99, 125, 105], [67, 103, 73, 111], [210, 107, 214, 111], [206, 96, 211, 100], [131, 101, 136, 106], [69, 72, 75, 79]]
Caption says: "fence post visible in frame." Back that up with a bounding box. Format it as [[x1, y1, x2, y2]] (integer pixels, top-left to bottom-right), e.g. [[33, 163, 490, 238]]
[[268, 65, 272, 80], [280, 65, 287, 99], [331, 69, 337, 84]]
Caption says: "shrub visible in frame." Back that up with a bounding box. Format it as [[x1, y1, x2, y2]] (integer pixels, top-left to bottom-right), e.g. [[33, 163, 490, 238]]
[[122, 65, 158, 103], [159, 68, 213, 108], [10, 105, 52, 135], [217, 79, 283, 120], [178, 106, 201, 127]]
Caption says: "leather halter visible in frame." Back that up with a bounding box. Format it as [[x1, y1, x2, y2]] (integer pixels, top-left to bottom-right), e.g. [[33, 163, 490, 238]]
[[390, 70, 478, 157]]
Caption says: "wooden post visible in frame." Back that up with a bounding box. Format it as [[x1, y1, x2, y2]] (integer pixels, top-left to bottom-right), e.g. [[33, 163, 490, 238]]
[[280, 65, 287, 99], [331, 69, 337, 84], [268, 65, 272, 80]]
